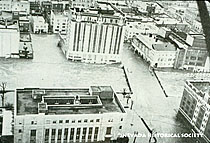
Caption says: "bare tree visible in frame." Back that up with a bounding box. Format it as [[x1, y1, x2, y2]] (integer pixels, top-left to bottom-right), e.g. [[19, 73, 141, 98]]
[[0, 82, 7, 107]]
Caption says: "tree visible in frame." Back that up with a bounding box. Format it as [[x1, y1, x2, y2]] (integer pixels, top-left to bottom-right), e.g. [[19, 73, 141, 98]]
[[0, 82, 7, 107]]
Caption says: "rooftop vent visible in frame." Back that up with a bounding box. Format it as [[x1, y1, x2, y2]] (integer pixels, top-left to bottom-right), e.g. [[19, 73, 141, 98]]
[[32, 90, 46, 100]]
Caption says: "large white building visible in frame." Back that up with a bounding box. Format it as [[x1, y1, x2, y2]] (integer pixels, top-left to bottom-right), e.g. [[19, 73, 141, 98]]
[[131, 31, 177, 68], [31, 16, 48, 33], [12, 0, 30, 14], [14, 86, 126, 143], [0, 21, 20, 58], [50, 10, 68, 34], [61, 2, 125, 64]]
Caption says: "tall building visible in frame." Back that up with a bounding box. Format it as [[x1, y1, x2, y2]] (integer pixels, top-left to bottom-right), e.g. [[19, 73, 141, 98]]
[[14, 86, 126, 143], [62, 2, 125, 64], [179, 80, 210, 143], [31, 16, 48, 33], [0, 20, 20, 58]]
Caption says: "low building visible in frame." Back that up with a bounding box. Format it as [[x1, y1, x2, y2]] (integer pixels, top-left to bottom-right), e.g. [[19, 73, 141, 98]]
[[19, 33, 33, 58], [12, 0, 30, 15], [14, 86, 126, 143], [19, 16, 30, 33], [179, 80, 210, 143], [0, 20, 20, 58], [50, 10, 68, 34], [31, 16, 48, 33], [131, 32, 177, 68], [71, 0, 95, 8]]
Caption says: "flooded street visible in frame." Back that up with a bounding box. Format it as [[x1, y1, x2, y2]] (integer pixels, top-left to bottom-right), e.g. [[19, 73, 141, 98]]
[[0, 34, 206, 143]]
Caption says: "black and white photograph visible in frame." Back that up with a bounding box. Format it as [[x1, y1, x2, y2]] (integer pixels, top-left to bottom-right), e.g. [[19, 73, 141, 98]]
[[0, 0, 210, 143]]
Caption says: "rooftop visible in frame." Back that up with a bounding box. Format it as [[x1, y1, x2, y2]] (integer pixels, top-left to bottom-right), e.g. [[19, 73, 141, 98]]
[[186, 80, 210, 102], [152, 43, 176, 51], [16, 86, 125, 116]]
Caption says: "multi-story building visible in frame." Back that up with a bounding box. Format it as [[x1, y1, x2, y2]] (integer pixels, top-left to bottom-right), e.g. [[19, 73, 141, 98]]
[[170, 32, 209, 72], [19, 16, 30, 33], [50, 10, 68, 34], [71, 0, 96, 8], [0, 0, 12, 12], [179, 80, 210, 143], [29, 0, 41, 14], [51, 0, 69, 12], [14, 86, 126, 143], [61, 2, 125, 64], [12, 0, 30, 15], [0, 20, 20, 58], [131, 32, 177, 68], [19, 33, 33, 58], [31, 16, 48, 33], [124, 21, 159, 42]]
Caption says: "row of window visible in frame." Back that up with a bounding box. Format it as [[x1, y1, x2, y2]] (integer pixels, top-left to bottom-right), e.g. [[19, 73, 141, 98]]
[[29, 118, 123, 125]]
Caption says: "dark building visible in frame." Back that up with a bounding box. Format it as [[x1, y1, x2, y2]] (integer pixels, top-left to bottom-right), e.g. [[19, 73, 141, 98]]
[[179, 80, 210, 143], [30, 1, 41, 14]]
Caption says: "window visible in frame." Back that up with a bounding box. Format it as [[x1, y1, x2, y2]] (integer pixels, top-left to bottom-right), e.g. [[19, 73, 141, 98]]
[[90, 120, 94, 123], [96, 119, 100, 122], [72, 120, 75, 123], [119, 126, 122, 129], [82, 128, 87, 141], [65, 120, 69, 123], [94, 127, 99, 141], [44, 129, 49, 143], [53, 120, 56, 124], [88, 127, 93, 141], [84, 119, 88, 123], [63, 128, 68, 143], [78, 120, 82, 123], [76, 128, 81, 142], [59, 120, 63, 124], [19, 129, 22, 133], [106, 127, 112, 135], [31, 121, 37, 125], [70, 128, 75, 142], [121, 118, 123, 121], [51, 129, 56, 143], [30, 130, 36, 143], [57, 129, 62, 143]]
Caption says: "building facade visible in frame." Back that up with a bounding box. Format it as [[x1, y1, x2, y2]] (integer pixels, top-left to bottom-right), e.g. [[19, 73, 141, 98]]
[[0, 21, 20, 58], [170, 32, 209, 72], [12, 0, 30, 15], [62, 3, 125, 64], [32, 16, 48, 33], [0, 0, 12, 12], [71, 0, 95, 8], [50, 10, 68, 34], [14, 86, 126, 143], [131, 33, 177, 68], [179, 80, 210, 142]]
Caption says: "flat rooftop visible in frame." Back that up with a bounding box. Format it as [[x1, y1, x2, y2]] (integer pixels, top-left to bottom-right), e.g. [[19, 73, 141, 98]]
[[16, 87, 125, 116]]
